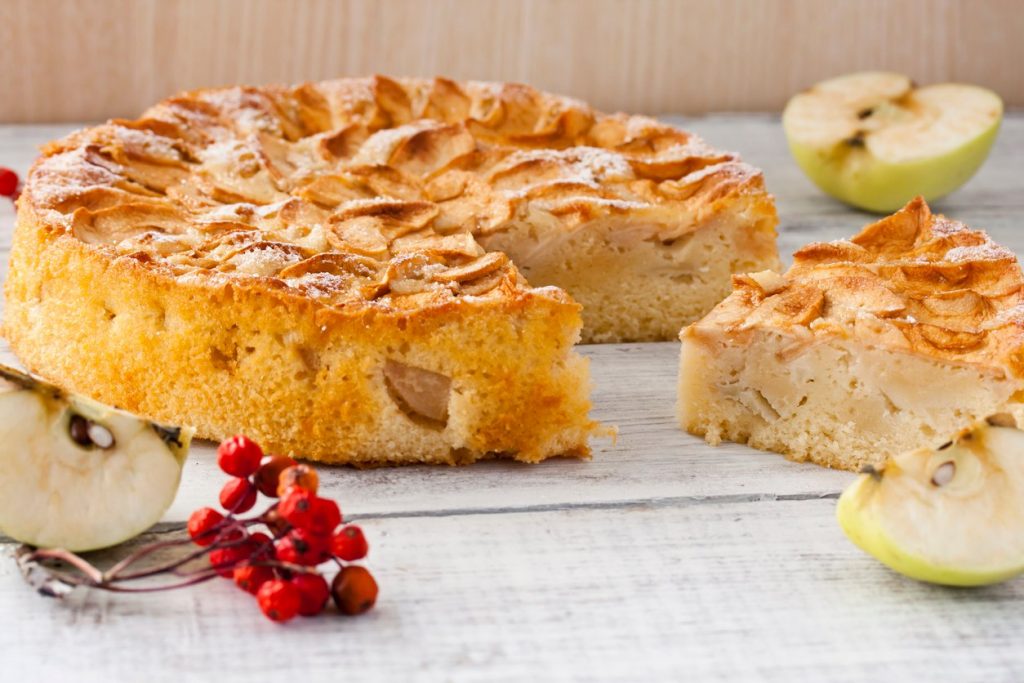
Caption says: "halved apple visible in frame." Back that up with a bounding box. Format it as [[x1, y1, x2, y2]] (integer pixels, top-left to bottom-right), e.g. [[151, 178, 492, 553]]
[[783, 72, 1002, 213], [0, 364, 193, 552], [837, 415, 1024, 586]]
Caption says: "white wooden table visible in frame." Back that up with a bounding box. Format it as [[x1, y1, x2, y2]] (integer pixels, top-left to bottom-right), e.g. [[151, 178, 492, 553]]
[[1, 116, 1023, 682]]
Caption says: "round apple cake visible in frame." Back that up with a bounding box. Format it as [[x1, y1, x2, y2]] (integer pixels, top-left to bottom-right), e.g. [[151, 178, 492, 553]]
[[4, 76, 777, 463]]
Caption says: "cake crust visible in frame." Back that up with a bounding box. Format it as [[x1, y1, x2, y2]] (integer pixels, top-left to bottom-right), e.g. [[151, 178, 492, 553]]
[[680, 198, 1024, 471]]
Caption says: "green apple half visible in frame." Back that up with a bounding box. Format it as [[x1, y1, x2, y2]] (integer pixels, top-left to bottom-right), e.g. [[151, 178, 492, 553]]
[[837, 415, 1024, 586], [0, 364, 193, 552], [783, 72, 1003, 213]]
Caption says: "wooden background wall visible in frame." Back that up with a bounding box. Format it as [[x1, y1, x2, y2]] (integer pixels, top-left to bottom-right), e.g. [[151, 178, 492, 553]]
[[1, 0, 1021, 123]]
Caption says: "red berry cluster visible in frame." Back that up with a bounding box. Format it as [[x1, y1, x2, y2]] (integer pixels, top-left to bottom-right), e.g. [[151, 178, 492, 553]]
[[187, 435, 378, 623], [0, 166, 19, 204]]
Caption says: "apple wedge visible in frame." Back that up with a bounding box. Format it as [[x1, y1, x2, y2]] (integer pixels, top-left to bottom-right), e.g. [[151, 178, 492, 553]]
[[837, 415, 1024, 586], [0, 364, 193, 552], [783, 71, 1002, 213]]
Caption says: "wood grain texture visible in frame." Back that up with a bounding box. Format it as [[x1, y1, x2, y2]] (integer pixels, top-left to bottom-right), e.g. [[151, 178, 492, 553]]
[[4, 501, 1023, 682], [1, 115, 1023, 681], [0, 0, 1022, 123]]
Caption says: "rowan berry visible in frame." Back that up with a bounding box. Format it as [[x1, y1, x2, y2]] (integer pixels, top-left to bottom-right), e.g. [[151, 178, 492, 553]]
[[219, 477, 258, 513], [254, 455, 297, 497], [248, 531, 273, 548], [331, 565, 378, 616], [330, 525, 368, 561], [257, 579, 301, 622], [291, 572, 331, 616], [0, 168, 17, 197], [278, 488, 314, 529], [219, 521, 246, 543], [233, 564, 274, 594], [276, 463, 319, 496], [306, 497, 342, 537], [187, 507, 224, 546], [209, 540, 258, 578], [216, 435, 263, 477], [274, 528, 329, 566], [262, 507, 290, 536]]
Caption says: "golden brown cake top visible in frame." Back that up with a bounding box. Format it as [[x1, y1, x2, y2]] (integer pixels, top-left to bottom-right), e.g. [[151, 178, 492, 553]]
[[22, 76, 766, 312], [687, 198, 1024, 377]]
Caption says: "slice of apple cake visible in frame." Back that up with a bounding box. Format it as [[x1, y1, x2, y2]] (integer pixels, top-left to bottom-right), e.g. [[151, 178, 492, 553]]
[[679, 198, 1024, 471]]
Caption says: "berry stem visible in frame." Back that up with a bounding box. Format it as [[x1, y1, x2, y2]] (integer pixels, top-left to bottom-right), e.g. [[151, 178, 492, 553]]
[[23, 548, 105, 584], [94, 570, 223, 593], [110, 543, 216, 581], [102, 534, 197, 578]]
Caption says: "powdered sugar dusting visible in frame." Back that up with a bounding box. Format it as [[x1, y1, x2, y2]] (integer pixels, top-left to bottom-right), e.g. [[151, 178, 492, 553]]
[[199, 88, 279, 134], [286, 272, 349, 298], [229, 245, 303, 277], [945, 243, 1014, 263], [199, 139, 249, 168], [497, 146, 634, 189], [929, 216, 972, 237], [354, 121, 440, 166], [29, 147, 122, 207], [200, 202, 258, 222], [676, 160, 753, 187], [110, 125, 183, 162]]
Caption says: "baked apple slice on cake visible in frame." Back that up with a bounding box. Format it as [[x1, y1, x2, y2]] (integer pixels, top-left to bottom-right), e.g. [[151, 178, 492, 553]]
[[679, 198, 1024, 471]]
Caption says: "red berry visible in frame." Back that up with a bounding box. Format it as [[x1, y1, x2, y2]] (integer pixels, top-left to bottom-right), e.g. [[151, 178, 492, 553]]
[[0, 168, 17, 197], [276, 464, 319, 497], [291, 573, 330, 616], [330, 525, 368, 561], [274, 528, 328, 566], [257, 579, 301, 622], [219, 477, 258, 513], [263, 507, 291, 536], [216, 435, 263, 477], [278, 488, 314, 529], [219, 522, 246, 543], [243, 532, 274, 562], [233, 564, 274, 594], [249, 531, 273, 548], [306, 497, 342, 537], [187, 507, 224, 546], [209, 540, 258, 578], [331, 565, 378, 616], [254, 455, 297, 497]]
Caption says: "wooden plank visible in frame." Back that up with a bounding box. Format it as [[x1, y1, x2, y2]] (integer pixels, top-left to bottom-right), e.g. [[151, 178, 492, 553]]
[[2, 499, 1022, 681], [0, 0, 1022, 123]]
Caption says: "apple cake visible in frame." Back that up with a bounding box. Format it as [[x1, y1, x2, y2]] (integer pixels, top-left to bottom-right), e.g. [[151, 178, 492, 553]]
[[679, 198, 1024, 471], [4, 76, 776, 464]]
